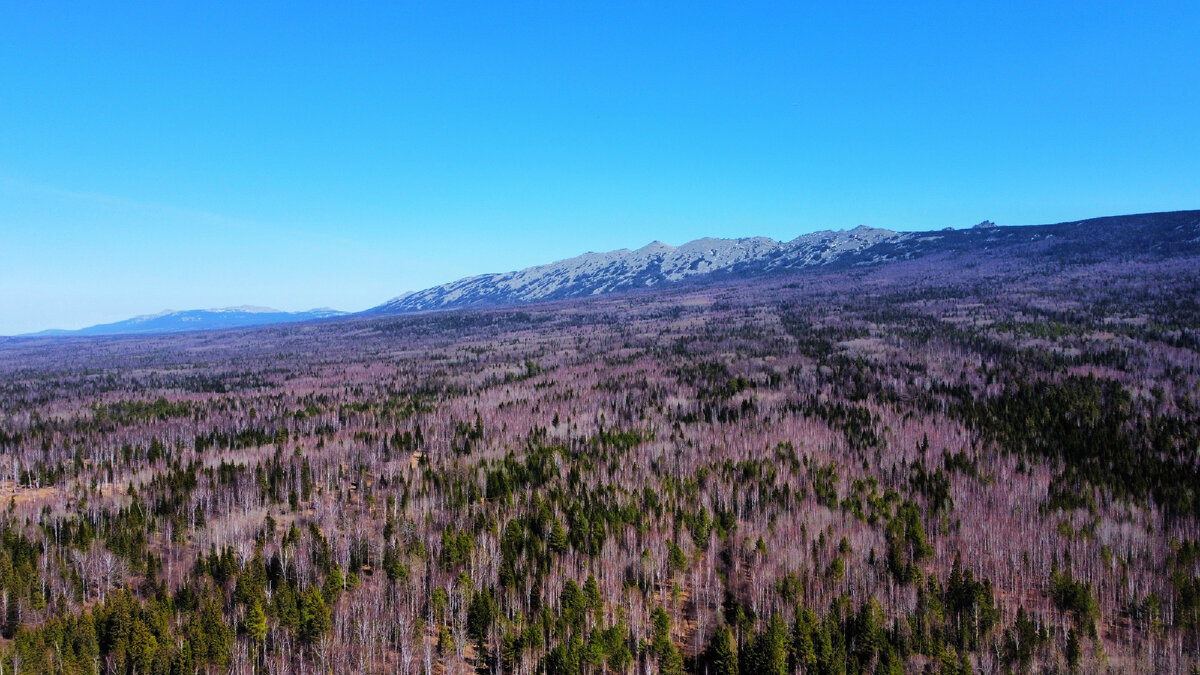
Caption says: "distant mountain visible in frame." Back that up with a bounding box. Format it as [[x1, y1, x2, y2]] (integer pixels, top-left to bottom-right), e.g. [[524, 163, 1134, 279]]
[[22, 210, 1200, 337], [370, 210, 1200, 314], [28, 306, 347, 337], [372, 227, 900, 314]]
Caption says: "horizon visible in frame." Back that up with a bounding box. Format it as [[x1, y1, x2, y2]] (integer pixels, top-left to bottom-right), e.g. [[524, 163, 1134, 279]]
[[3, 3, 1199, 334], [12, 207, 1198, 336], [7, 216, 1011, 334], [11, 209, 1192, 336]]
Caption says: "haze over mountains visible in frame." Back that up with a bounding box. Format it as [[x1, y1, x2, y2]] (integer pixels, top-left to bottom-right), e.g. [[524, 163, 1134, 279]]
[[21, 210, 1200, 337], [27, 307, 346, 337]]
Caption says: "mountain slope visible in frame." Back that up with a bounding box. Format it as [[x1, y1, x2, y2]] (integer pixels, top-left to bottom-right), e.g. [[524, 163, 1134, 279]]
[[373, 226, 906, 313], [372, 210, 1200, 314], [21, 210, 1200, 336], [28, 306, 347, 337]]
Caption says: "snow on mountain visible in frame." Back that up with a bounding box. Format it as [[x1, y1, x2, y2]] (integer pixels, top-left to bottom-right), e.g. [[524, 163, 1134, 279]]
[[22, 210, 1200, 336], [372, 211, 1200, 315], [373, 227, 909, 313], [766, 226, 909, 269]]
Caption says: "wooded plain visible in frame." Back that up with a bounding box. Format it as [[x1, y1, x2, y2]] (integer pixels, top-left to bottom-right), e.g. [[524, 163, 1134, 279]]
[[0, 222, 1198, 673]]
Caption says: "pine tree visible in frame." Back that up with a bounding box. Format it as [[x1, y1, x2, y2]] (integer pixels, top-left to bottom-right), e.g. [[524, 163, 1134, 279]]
[[299, 585, 331, 645], [1066, 626, 1082, 671], [199, 594, 233, 667], [323, 567, 344, 605], [74, 611, 99, 666], [560, 579, 586, 633], [129, 618, 158, 673], [706, 625, 738, 675], [549, 520, 570, 554], [667, 539, 688, 575], [792, 609, 817, 671], [760, 613, 789, 674], [246, 599, 268, 660], [661, 646, 685, 675], [174, 638, 195, 674], [467, 588, 497, 647], [584, 573, 602, 615]]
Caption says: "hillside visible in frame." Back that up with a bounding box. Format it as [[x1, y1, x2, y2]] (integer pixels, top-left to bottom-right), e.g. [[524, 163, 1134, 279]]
[[372, 210, 1200, 313]]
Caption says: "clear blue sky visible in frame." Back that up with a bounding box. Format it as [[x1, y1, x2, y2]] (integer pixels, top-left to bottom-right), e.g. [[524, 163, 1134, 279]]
[[2, 2, 1197, 334]]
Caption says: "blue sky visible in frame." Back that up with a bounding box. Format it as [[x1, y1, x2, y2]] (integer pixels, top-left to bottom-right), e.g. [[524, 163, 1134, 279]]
[[2, 2, 1197, 334]]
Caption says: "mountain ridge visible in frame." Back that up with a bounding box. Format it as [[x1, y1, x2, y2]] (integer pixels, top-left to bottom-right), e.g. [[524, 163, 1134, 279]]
[[26, 307, 347, 337], [371, 210, 1200, 314], [16, 209, 1200, 336]]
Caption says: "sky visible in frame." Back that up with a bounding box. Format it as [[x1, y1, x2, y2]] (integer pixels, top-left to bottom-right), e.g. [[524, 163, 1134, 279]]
[[1, 2, 1198, 335]]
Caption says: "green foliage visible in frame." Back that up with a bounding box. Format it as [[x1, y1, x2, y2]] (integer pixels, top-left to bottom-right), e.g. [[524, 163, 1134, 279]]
[[886, 500, 932, 584], [964, 375, 1200, 517], [92, 398, 192, 426], [246, 599, 268, 645], [1065, 626, 1082, 671], [667, 539, 688, 575], [468, 587, 498, 648], [945, 554, 1000, 650], [440, 525, 474, 569], [549, 519, 570, 555], [7, 586, 231, 674], [1002, 606, 1047, 669], [1169, 540, 1200, 633], [299, 585, 331, 645], [741, 613, 788, 674], [703, 624, 738, 675], [1050, 565, 1099, 638], [649, 606, 683, 673]]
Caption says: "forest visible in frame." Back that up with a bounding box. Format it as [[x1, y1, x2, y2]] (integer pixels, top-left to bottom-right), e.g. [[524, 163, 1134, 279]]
[[0, 245, 1197, 673]]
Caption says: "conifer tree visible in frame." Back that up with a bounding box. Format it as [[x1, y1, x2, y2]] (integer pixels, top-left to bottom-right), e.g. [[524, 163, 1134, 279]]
[[299, 585, 330, 645], [246, 599, 268, 664], [705, 625, 738, 675]]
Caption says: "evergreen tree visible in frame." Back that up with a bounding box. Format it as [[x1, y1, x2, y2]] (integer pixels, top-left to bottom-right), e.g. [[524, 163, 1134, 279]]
[[199, 594, 233, 667], [128, 618, 158, 674], [791, 608, 818, 672], [300, 585, 331, 645], [1066, 626, 1082, 671], [583, 573, 602, 616], [742, 614, 788, 675], [246, 599, 268, 661], [549, 520, 570, 554], [705, 625, 738, 675]]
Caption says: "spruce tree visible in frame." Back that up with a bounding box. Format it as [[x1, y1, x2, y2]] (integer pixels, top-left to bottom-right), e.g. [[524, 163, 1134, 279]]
[[1066, 626, 1082, 671], [246, 599, 268, 655], [706, 625, 738, 675], [300, 585, 331, 645]]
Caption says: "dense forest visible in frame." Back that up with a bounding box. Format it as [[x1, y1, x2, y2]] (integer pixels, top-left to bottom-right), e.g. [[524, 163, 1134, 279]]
[[0, 245, 1198, 673]]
